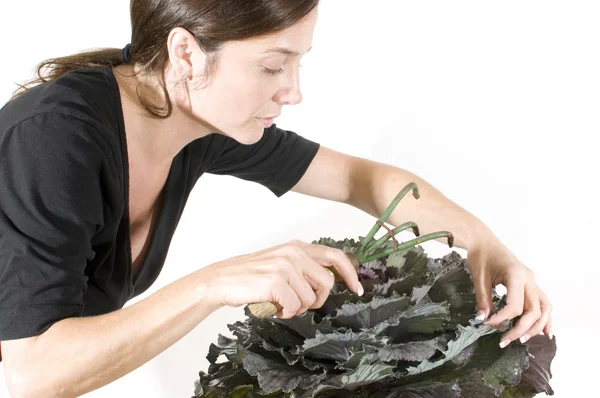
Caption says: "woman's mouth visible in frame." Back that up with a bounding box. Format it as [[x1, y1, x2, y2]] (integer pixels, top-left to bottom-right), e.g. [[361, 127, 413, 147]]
[[254, 117, 275, 127]]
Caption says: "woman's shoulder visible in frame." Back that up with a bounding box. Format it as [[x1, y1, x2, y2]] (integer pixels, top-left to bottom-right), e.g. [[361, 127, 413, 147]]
[[0, 70, 126, 229], [1, 66, 120, 140], [0, 67, 123, 167]]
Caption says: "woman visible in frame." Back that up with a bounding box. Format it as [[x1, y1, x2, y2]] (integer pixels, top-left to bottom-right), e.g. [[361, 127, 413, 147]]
[[0, 1, 552, 396]]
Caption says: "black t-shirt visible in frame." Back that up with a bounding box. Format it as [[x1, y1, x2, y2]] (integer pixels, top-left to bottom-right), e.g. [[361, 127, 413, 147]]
[[0, 66, 320, 342]]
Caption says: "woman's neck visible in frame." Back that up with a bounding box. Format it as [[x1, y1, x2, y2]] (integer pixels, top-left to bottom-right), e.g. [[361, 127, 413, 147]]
[[112, 64, 216, 168]]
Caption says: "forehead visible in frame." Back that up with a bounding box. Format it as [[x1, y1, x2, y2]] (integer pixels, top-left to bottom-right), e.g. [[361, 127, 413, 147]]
[[222, 7, 318, 56]]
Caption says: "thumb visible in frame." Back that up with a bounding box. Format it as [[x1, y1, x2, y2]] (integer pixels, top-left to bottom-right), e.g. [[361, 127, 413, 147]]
[[472, 271, 494, 321]]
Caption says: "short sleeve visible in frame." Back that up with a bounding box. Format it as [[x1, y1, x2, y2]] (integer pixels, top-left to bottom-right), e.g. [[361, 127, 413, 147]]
[[207, 125, 320, 197], [0, 113, 103, 340]]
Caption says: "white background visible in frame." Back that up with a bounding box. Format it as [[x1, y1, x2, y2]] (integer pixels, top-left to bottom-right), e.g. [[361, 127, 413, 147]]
[[1, 1, 598, 397]]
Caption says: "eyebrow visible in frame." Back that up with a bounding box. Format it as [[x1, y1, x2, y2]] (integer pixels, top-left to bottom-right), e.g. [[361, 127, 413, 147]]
[[262, 46, 312, 56]]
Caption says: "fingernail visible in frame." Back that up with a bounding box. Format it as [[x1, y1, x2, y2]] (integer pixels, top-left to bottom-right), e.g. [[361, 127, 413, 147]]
[[499, 340, 511, 349], [358, 284, 364, 296], [475, 311, 486, 322], [549, 331, 553, 340], [519, 334, 531, 344]]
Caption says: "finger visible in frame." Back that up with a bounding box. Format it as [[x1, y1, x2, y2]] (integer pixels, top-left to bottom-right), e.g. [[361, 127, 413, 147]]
[[538, 289, 553, 339], [270, 276, 302, 319], [499, 282, 540, 346], [286, 260, 318, 317], [305, 270, 335, 310], [544, 313, 553, 340], [485, 274, 526, 327], [520, 288, 552, 341], [471, 268, 493, 320], [286, 242, 337, 310], [298, 249, 336, 310], [305, 243, 362, 295]]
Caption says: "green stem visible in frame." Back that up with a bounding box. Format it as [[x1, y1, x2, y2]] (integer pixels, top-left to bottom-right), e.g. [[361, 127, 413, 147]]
[[361, 231, 454, 263], [357, 182, 420, 253], [364, 222, 420, 255]]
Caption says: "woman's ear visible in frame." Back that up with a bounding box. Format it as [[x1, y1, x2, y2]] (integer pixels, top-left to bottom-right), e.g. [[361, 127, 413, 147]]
[[166, 27, 204, 81]]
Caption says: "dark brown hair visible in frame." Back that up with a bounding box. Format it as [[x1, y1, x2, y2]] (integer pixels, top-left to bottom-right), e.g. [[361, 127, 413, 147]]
[[12, 0, 319, 118]]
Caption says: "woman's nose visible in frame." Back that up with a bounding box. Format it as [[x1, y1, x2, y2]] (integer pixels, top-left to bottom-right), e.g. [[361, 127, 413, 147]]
[[274, 69, 303, 106]]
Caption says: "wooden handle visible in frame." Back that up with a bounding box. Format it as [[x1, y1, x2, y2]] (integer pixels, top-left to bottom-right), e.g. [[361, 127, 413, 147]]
[[248, 302, 283, 318], [248, 252, 360, 318]]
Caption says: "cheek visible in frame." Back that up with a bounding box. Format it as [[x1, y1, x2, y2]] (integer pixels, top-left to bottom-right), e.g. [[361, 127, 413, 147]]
[[213, 72, 273, 118]]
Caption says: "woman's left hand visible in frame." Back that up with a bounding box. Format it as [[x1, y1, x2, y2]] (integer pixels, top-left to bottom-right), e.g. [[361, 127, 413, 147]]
[[466, 239, 553, 348]]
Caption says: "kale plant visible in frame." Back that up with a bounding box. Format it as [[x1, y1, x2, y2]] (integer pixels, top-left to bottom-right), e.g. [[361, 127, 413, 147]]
[[193, 183, 556, 397]]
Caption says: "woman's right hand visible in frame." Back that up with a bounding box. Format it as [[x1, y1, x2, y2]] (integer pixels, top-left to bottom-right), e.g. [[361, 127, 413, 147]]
[[203, 240, 363, 319]]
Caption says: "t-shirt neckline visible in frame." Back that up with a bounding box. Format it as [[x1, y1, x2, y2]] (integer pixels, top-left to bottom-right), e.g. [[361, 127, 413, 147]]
[[104, 66, 168, 294]]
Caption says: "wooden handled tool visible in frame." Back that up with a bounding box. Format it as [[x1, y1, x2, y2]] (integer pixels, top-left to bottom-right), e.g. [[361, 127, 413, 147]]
[[248, 252, 360, 318], [247, 183, 456, 318]]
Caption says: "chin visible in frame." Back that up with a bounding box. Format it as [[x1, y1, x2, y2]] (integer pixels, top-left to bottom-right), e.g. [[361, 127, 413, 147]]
[[227, 125, 265, 145]]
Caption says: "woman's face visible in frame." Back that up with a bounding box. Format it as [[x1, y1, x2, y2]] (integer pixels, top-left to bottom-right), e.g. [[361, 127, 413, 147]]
[[186, 7, 318, 144]]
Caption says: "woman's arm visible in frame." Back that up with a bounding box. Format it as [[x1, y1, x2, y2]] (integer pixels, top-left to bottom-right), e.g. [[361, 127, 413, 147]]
[[344, 156, 553, 346], [2, 266, 223, 398], [2, 239, 363, 398]]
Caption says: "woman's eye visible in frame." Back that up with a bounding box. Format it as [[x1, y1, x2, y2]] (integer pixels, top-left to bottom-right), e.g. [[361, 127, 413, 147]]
[[262, 63, 303, 76], [263, 67, 285, 76]]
